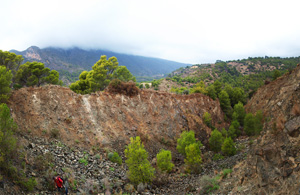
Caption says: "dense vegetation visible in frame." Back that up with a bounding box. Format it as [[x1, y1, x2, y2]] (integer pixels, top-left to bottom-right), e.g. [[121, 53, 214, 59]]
[[69, 55, 136, 94], [167, 56, 299, 98]]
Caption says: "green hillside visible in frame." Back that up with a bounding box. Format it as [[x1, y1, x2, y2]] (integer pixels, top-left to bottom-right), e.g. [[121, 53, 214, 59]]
[[11, 46, 189, 82]]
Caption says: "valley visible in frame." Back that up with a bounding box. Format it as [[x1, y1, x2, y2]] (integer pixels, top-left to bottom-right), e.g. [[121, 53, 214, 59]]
[[0, 49, 300, 194]]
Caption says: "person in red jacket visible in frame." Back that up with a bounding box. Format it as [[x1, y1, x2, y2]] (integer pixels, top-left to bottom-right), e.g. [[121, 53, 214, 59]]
[[53, 176, 64, 192]]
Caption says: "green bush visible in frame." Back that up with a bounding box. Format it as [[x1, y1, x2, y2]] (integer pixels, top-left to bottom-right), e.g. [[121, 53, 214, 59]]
[[108, 152, 122, 165], [228, 120, 240, 139], [18, 177, 37, 191], [244, 113, 257, 136], [203, 112, 212, 128], [221, 128, 228, 138], [255, 110, 263, 135], [221, 169, 232, 178], [199, 175, 219, 194], [209, 129, 224, 153], [177, 130, 198, 156], [212, 153, 224, 161], [221, 137, 236, 156], [233, 102, 246, 126], [228, 125, 237, 139], [0, 103, 17, 167], [0, 66, 13, 103], [156, 149, 174, 173], [184, 143, 202, 173], [124, 136, 155, 185]]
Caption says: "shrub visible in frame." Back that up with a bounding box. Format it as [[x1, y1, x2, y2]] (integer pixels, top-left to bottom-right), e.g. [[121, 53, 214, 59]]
[[106, 79, 139, 96], [209, 129, 224, 153], [0, 103, 17, 167], [108, 152, 122, 165], [244, 113, 256, 136], [0, 66, 13, 103], [18, 177, 37, 191], [221, 169, 232, 178], [124, 136, 155, 185], [233, 102, 246, 126], [228, 120, 240, 139], [228, 125, 237, 139], [156, 149, 174, 173], [199, 175, 219, 194], [50, 128, 59, 138], [177, 130, 198, 156], [212, 153, 224, 161], [222, 137, 236, 156], [203, 112, 212, 128], [221, 128, 228, 138], [255, 110, 263, 135], [219, 90, 232, 117], [79, 154, 89, 166], [184, 143, 202, 173]]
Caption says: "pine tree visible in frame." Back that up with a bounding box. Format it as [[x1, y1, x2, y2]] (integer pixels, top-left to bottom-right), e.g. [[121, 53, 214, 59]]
[[219, 90, 231, 116], [0, 66, 12, 103], [184, 143, 202, 173], [177, 131, 197, 156], [222, 137, 236, 156], [156, 149, 174, 173], [124, 136, 154, 185], [244, 113, 256, 136], [209, 129, 224, 152]]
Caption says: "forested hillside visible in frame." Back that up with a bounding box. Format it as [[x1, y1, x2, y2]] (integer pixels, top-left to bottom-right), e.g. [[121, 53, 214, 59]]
[[149, 56, 299, 98], [11, 46, 189, 82]]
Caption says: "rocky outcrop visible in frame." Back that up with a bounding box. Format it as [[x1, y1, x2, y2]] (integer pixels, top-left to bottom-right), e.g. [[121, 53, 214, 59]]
[[218, 65, 300, 194], [8, 86, 225, 154]]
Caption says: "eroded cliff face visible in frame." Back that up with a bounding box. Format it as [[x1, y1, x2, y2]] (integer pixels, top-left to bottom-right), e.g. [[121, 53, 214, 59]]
[[8, 86, 225, 154], [219, 65, 300, 194]]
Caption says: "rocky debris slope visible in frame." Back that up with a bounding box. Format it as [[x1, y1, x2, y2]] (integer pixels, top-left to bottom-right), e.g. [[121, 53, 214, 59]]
[[217, 65, 300, 194], [0, 133, 250, 195], [8, 86, 225, 154]]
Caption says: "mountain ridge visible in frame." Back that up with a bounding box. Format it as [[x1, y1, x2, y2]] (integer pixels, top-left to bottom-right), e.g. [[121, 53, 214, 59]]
[[10, 46, 190, 79]]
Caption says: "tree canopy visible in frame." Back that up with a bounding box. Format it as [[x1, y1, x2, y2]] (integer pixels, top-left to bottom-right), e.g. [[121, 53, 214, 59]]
[[70, 55, 135, 94], [15, 62, 61, 87], [0, 66, 13, 103], [0, 50, 23, 74]]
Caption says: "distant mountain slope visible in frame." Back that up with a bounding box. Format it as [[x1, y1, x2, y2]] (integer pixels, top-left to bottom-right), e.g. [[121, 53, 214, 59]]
[[10, 46, 189, 78], [151, 56, 299, 96]]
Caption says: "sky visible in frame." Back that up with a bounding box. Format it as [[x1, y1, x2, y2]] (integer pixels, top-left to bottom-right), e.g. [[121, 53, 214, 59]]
[[1, 0, 300, 64]]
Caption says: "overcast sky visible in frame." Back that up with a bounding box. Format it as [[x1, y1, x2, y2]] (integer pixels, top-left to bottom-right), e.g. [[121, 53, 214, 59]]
[[1, 0, 300, 64]]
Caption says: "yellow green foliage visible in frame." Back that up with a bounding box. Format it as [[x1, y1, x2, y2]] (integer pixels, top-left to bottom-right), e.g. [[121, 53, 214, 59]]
[[184, 143, 202, 173], [177, 131, 198, 156], [221, 137, 236, 156], [70, 55, 135, 94], [156, 149, 174, 173], [190, 81, 207, 94], [124, 136, 155, 185]]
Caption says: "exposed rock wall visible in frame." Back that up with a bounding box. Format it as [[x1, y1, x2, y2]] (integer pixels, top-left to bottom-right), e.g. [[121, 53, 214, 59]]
[[220, 65, 300, 194], [8, 86, 225, 154]]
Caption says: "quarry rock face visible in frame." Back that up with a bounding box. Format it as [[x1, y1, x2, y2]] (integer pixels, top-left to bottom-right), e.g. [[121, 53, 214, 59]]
[[8, 86, 225, 154], [221, 65, 300, 194]]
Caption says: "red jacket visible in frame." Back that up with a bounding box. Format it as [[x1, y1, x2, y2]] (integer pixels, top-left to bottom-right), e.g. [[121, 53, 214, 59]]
[[55, 177, 63, 188]]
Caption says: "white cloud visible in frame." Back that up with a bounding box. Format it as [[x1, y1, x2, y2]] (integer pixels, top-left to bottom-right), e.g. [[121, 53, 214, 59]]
[[1, 0, 300, 63]]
